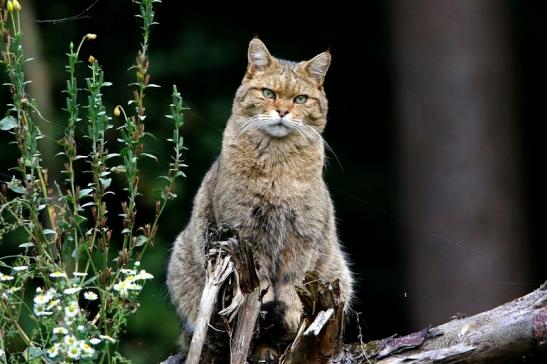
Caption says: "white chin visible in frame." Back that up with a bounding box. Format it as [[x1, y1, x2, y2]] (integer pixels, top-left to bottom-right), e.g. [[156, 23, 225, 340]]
[[264, 124, 291, 137]]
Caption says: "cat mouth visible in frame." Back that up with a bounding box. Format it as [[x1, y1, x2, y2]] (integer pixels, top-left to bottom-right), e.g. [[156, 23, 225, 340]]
[[263, 121, 292, 138]]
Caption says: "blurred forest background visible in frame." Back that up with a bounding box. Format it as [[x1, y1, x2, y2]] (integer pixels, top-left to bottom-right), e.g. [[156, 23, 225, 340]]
[[0, 0, 545, 362]]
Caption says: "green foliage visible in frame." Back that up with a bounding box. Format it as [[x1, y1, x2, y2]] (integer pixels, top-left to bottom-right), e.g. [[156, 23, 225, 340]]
[[0, 0, 186, 362]]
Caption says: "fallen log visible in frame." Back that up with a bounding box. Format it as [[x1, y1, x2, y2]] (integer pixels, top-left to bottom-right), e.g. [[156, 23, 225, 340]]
[[334, 281, 547, 364]]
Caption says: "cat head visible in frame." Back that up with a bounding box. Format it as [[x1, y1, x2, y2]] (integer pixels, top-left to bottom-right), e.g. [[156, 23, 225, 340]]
[[231, 38, 330, 140]]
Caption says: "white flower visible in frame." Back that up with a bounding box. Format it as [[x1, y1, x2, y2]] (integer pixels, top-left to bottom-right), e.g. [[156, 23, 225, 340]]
[[80, 341, 95, 358], [52, 326, 68, 335], [84, 291, 98, 301], [1, 286, 21, 298], [77, 325, 85, 332], [34, 304, 53, 316], [18, 242, 34, 248], [36, 287, 42, 293], [113, 279, 142, 299], [47, 343, 60, 358], [63, 287, 81, 295], [134, 270, 154, 280], [89, 338, 101, 345], [0, 273, 14, 281], [47, 299, 60, 310], [13, 265, 28, 272], [67, 342, 81, 360], [34, 294, 50, 305], [73, 272, 88, 277], [99, 334, 116, 343], [120, 268, 137, 275], [46, 288, 57, 299], [50, 271, 67, 278], [0, 349, 4, 357], [64, 301, 79, 318], [134, 261, 141, 267], [64, 334, 77, 346]]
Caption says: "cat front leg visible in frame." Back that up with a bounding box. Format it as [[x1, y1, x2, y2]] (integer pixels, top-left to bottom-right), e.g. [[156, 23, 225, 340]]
[[274, 279, 303, 337]]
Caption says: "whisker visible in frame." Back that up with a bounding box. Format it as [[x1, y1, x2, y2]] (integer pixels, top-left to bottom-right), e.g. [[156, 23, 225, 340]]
[[233, 114, 273, 140], [233, 115, 259, 138], [296, 121, 344, 172]]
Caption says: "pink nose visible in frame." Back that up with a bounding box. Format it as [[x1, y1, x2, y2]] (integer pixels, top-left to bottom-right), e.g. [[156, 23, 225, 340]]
[[277, 109, 289, 118]]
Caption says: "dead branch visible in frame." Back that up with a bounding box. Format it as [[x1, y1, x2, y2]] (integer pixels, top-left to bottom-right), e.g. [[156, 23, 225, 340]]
[[185, 250, 233, 364], [335, 281, 547, 364]]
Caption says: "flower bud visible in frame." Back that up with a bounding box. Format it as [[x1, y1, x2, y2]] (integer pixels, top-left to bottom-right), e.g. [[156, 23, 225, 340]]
[[88, 55, 95, 64], [7, 0, 14, 12], [114, 105, 121, 117], [12, 0, 20, 11], [85, 33, 97, 40]]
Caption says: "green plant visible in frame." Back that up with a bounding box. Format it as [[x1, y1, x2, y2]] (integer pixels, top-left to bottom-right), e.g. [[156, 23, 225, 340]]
[[0, 0, 186, 362]]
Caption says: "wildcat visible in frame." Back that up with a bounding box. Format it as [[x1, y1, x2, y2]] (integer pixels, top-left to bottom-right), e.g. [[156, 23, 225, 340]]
[[167, 38, 353, 347]]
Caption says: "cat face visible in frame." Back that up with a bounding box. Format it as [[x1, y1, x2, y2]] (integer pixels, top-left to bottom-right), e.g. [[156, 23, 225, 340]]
[[232, 39, 330, 139]]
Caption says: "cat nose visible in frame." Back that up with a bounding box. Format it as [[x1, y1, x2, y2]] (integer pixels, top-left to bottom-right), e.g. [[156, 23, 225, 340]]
[[276, 109, 289, 118]]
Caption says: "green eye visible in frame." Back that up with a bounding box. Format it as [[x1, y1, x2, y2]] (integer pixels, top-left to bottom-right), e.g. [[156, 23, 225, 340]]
[[294, 95, 308, 104], [262, 88, 276, 99]]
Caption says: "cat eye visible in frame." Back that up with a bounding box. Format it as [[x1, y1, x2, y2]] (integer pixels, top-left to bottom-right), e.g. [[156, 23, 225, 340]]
[[294, 95, 308, 104], [262, 88, 276, 99]]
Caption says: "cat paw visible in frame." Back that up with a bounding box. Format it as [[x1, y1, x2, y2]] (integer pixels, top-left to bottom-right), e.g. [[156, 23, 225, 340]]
[[281, 305, 302, 336], [260, 300, 302, 339], [251, 344, 279, 363]]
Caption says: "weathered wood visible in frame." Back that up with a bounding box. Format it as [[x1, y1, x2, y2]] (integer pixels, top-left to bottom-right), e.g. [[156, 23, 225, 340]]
[[230, 289, 261, 364], [304, 308, 334, 336], [278, 275, 345, 364], [334, 282, 547, 364], [164, 260, 546, 364], [165, 226, 547, 363], [185, 254, 233, 364]]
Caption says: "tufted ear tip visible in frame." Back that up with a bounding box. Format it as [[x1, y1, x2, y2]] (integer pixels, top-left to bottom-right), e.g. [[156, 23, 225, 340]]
[[247, 38, 273, 77]]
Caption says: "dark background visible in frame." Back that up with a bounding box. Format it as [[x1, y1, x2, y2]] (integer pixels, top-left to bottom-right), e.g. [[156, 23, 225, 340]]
[[1, 1, 545, 362]]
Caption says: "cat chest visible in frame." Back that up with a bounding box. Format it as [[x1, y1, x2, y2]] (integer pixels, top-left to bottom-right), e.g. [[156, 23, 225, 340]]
[[213, 173, 326, 245]]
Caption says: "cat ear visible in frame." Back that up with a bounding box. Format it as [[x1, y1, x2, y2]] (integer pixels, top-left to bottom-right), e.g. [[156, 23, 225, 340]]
[[247, 38, 273, 77], [303, 51, 331, 85]]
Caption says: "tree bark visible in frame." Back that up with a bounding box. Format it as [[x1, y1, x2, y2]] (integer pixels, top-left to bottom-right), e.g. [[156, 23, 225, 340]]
[[334, 282, 547, 363]]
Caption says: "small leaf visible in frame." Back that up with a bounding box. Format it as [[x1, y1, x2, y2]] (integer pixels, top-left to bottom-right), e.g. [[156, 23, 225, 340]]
[[7, 177, 25, 194], [140, 153, 158, 161], [99, 178, 112, 188], [27, 347, 47, 359], [80, 202, 96, 208], [0, 115, 18, 131], [79, 188, 94, 198], [74, 214, 87, 225], [135, 235, 148, 247], [111, 165, 127, 173]]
